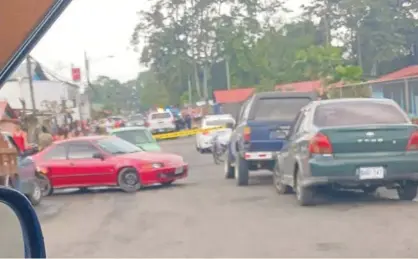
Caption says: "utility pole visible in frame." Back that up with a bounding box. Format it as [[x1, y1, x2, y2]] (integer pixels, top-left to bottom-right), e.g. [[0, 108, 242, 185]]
[[188, 75, 192, 105], [225, 58, 231, 90], [324, 0, 331, 46], [84, 51, 91, 87], [26, 56, 36, 115], [83, 51, 93, 120]]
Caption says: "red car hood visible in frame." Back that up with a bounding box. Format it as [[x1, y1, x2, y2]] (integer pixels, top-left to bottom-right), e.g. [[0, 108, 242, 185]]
[[118, 152, 184, 165]]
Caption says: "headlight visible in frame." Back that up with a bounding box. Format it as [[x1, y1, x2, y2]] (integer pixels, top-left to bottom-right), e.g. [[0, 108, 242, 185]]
[[152, 163, 164, 168], [142, 163, 164, 170], [36, 166, 47, 174]]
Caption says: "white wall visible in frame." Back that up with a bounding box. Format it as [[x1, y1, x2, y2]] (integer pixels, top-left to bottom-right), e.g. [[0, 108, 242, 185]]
[[0, 80, 91, 120]]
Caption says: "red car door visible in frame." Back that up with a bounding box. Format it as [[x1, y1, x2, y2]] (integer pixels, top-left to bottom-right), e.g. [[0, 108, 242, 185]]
[[67, 141, 115, 186], [39, 144, 74, 187]]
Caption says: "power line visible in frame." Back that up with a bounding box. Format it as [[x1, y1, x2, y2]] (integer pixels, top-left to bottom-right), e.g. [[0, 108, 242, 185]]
[[29, 56, 81, 88]]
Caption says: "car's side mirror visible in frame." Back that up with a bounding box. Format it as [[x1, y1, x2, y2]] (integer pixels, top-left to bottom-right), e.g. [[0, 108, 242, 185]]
[[0, 187, 46, 258], [92, 153, 105, 160]]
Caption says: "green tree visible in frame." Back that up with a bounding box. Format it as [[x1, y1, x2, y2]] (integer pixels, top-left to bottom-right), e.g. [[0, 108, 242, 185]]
[[137, 71, 170, 109]]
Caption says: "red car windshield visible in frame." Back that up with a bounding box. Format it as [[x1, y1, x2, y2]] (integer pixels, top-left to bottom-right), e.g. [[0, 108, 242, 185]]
[[95, 137, 143, 155]]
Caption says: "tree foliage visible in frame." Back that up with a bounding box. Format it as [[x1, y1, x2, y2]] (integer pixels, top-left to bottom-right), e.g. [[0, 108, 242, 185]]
[[124, 0, 418, 105], [86, 76, 141, 113]]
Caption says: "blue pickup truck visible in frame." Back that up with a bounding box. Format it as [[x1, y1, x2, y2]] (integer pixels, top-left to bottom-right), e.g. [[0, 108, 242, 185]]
[[224, 91, 317, 186]]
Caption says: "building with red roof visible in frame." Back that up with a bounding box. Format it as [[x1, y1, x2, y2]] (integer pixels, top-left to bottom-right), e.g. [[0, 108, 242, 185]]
[[213, 88, 255, 117], [376, 65, 418, 82], [363, 65, 418, 115], [213, 88, 255, 104]]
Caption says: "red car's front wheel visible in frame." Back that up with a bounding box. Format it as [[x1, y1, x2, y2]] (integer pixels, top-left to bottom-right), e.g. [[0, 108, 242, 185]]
[[36, 174, 53, 196], [118, 168, 141, 193]]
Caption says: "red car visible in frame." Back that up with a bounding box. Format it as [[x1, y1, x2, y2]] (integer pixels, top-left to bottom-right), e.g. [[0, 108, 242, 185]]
[[32, 135, 188, 195]]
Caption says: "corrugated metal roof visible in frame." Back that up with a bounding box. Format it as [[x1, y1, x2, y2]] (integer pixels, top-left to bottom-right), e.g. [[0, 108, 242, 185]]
[[375, 65, 418, 81], [214, 88, 255, 104]]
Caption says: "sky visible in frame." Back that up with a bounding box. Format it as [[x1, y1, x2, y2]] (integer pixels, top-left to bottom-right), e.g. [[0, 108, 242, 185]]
[[31, 0, 306, 83]]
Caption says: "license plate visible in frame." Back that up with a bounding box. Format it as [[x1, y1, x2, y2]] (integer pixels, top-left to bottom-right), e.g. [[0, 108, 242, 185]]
[[357, 167, 385, 180], [175, 167, 183, 175], [270, 127, 289, 139]]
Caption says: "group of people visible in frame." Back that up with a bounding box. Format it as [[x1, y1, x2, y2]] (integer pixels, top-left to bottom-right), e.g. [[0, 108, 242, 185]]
[[11, 119, 94, 154]]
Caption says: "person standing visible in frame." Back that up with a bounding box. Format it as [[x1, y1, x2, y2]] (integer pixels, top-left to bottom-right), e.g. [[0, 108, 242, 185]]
[[184, 113, 192, 130], [38, 126, 53, 151], [12, 124, 27, 153]]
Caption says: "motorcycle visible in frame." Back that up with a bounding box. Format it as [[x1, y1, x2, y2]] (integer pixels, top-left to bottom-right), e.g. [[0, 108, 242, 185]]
[[211, 132, 230, 165]]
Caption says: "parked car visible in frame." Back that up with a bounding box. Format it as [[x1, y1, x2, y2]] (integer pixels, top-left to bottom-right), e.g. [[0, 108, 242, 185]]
[[195, 114, 235, 153], [33, 135, 187, 195], [108, 116, 126, 123], [110, 127, 161, 151], [126, 113, 146, 127], [274, 98, 418, 206], [146, 111, 176, 134], [2, 132, 42, 206], [225, 91, 317, 186]]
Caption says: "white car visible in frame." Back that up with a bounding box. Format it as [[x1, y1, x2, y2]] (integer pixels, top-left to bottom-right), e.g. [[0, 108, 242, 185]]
[[196, 114, 235, 153], [146, 111, 176, 134]]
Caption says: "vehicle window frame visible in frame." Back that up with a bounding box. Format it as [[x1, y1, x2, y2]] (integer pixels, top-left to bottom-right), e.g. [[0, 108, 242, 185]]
[[149, 112, 172, 120], [43, 144, 68, 161], [241, 97, 253, 122], [249, 96, 313, 121], [94, 136, 143, 155], [297, 110, 311, 134], [129, 115, 144, 121], [287, 112, 301, 138], [237, 100, 248, 124], [113, 129, 155, 144], [67, 141, 100, 160], [312, 100, 409, 127], [289, 111, 306, 138], [204, 118, 235, 127]]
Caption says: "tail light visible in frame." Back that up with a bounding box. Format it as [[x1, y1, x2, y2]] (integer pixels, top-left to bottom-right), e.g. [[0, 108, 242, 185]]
[[144, 121, 150, 127], [243, 126, 251, 142], [308, 133, 332, 155], [407, 131, 418, 150], [203, 130, 209, 135]]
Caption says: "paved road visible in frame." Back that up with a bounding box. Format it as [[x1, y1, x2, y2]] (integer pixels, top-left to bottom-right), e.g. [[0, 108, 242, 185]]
[[37, 137, 418, 257]]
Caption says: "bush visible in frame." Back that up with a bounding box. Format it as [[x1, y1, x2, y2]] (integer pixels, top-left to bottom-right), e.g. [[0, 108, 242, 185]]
[[327, 84, 371, 99]]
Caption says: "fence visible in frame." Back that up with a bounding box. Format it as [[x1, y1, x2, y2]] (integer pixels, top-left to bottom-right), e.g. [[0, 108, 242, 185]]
[[328, 76, 418, 116]]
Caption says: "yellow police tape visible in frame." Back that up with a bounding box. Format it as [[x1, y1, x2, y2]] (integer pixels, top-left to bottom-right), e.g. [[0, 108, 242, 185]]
[[152, 126, 225, 140]]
